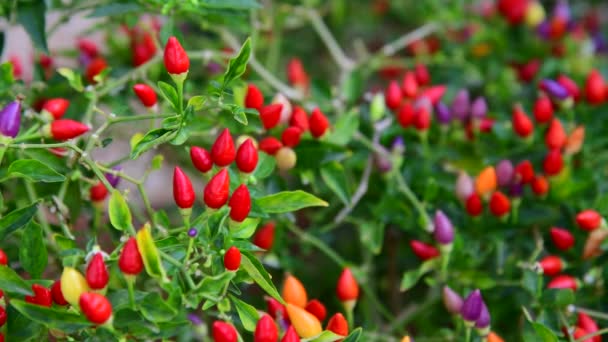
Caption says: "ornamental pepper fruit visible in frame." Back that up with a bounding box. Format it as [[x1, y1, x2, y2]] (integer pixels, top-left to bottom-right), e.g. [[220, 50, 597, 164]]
[[212, 321, 238, 342], [305, 299, 327, 322], [281, 126, 302, 148], [531, 175, 549, 196], [550, 227, 575, 251], [547, 275, 578, 291], [211, 129, 236, 167], [397, 102, 415, 128], [266, 297, 288, 322], [191, 146, 213, 173], [442, 286, 463, 314], [286, 303, 322, 338], [236, 138, 258, 173], [25, 284, 52, 307], [228, 184, 251, 222], [133, 84, 158, 108], [0, 100, 21, 138], [577, 312, 601, 342], [326, 313, 349, 339], [511, 105, 534, 138], [465, 193, 483, 217], [565, 126, 585, 156], [86, 253, 109, 291], [259, 137, 283, 155], [173, 167, 195, 212], [85, 57, 107, 84], [309, 108, 329, 138], [413, 106, 431, 131], [487, 332, 505, 342], [585, 69, 605, 105], [0, 306, 5, 327], [573, 327, 592, 342], [204, 169, 230, 209], [336, 268, 359, 310], [460, 289, 483, 323], [533, 96, 553, 123], [119, 237, 144, 276], [275, 147, 297, 171], [410, 240, 440, 261], [582, 227, 608, 260], [245, 84, 264, 111], [576, 210, 602, 231], [401, 71, 418, 99], [545, 119, 567, 150], [254, 222, 275, 250], [475, 166, 497, 197], [0, 248, 7, 265], [89, 182, 108, 204], [455, 171, 474, 203], [61, 267, 89, 307], [41, 98, 70, 120], [489, 191, 510, 217], [79, 292, 113, 324], [290, 106, 309, 132], [51, 280, 69, 306], [539, 255, 564, 276], [46, 119, 89, 140], [281, 326, 300, 342], [514, 160, 535, 184], [287, 58, 309, 90], [164, 36, 190, 75], [260, 104, 283, 130], [283, 274, 308, 308], [254, 314, 279, 342], [224, 246, 241, 271], [385, 80, 402, 110]]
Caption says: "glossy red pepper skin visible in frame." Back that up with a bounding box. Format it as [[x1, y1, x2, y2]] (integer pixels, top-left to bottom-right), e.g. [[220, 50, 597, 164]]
[[410, 240, 440, 260], [50, 119, 89, 140], [133, 84, 158, 107], [86, 253, 109, 290], [0, 248, 7, 265], [290, 106, 309, 132], [173, 167, 195, 209], [51, 280, 69, 305], [309, 108, 329, 138], [489, 191, 510, 217], [253, 222, 275, 250], [259, 137, 283, 155], [576, 210, 602, 231], [25, 284, 53, 307], [539, 255, 563, 276], [118, 237, 144, 276], [42, 98, 70, 119], [90, 182, 108, 202], [228, 184, 251, 222], [212, 321, 238, 342], [287, 58, 309, 89], [585, 69, 605, 105], [514, 160, 535, 184], [254, 315, 279, 342], [305, 299, 327, 322], [465, 193, 483, 216], [578, 312, 601, 342], [326, 313, 349, 337], [533, 96, 553, 123], [204, 169, 230, 209], [547, 275, 578, 291], [545, 119, 567, 150], [281, 326, 300, 342], [281, 127, 302, 148], [79, 292, 113, 324], [245, 84, 264, 111], [336, 268, 359, 302], [190, 146, 213, 173], [385, 80, 402, 110], [224, 246, 241, 271], [260, 104, 283, 130], [211, 129, 236, 167], [236, 139, 258, 173], [85, 57, 107, 84], [550, 227, 575, 251], [163, 36, 190, 75], [512, 106, 533, 137], [0, 306, 6, 327]]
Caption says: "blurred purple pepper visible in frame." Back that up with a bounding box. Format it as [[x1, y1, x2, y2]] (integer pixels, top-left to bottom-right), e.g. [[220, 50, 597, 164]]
[[509, 183, 524, 198], [0, 101, 21, 138], [475, 301, 491, 331], [433, 210, 454, 245], [470, 97, 487, 119], [540, 79, 569, 100], [460, 289, 483, 323], [105, 166, 122, 188], [442, 286, 463, 314], [188, 313, 203, 325], [456, 171, 474, 202], [392, 136, 405, 154], [434, 101, 451, 125], [536, 21, 550, 40], [451, 89, 470, 121], [552, 0, 570, 23], [188, 228, 197, 237], [495, 160, 514, 187]]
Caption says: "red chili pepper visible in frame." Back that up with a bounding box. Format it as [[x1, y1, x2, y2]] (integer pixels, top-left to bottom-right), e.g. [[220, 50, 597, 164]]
[[25, 284, 52, 307], [211, 128, 236, 167], [212, 321, 238, 342], [79, 292, 113, 324], [224, 246, 241, 271], [497, 0, 527, 24], [539, 255, 563, 276], [290, 107, 309, 132], [266, 297, 288, 321], [585, 69, 605, 105], [401, 72, 418, 99], [282, 127, 302, 148], [163, 36, 190, 75], [42, 98, 70, 120], [287, 58, 309, 89], [236, 139, 258, 173], [326, 313, 349, 338], [557, 75, 580, 101], [190, 146, 213, 173], [547, 275, 578, 291], [573, 327, 593, 342], [118, 237, 144, 276], [489, 191, 510, 217], [86, 253, 109, 290], [576, 210, 602, 231], [173, 167, 195, 210], [512, 105, 533, 138], [543, 149, 564, 176], [410, 240, 440, 260], [228, 184, 251, 222], [281, 326, 300, 342], [397, 102, 415, 128], [0, 306, 5, 327], [133, 84, 157, 108], [254, 314, 279, 342], [253, 222, 275, 250], [305, 299, 327, 322], [245, 84, 264, 111], [51, 280, 69, 306], [413, 107, 431, 131], [260, 104, 283, 130], [531, 175, 549, 196], [85, 57, 108, 84], [545, 119, 567, 150], [309, 108, 329, 138], [204, 169, 230, 209], [0, 248, 7, 265], [550, 227, 575, 251], [420, 85, 446, 104], [533, 96, 553, 124], [465, 193, 483, 217], [89, 182, 108, 203], [414, 64, 430, 85], [78, 38, 99, 58], [49, 119, 89, 140], [259, 137, 283, 155], [514, 160, 535, 184], [577, 312, 601, 342], [336, 268, 359, 303], [385, 80, 402, 110]]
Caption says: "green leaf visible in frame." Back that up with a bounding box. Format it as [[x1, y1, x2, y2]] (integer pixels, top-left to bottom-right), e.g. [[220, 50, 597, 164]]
[[108, 190, 134, 232], [10, 299, 92, 333], [0, 201, 39, 240], [201, 0, 261, 9], [400, 260, 436, 291], [231, 218, 260, 239], [327, 109, 359, 146], [342, 328, 363, 342], [342, 69, 364, 105], [240, 251, 283, 303], [232, 105, 248, 125], [19, 221, 47, 278], [17, 1, 47, 53], [57, 68, 83, 92], [136, 224, 166, 280], [306, 330, 344, 342], [6, 305, 43, 341], [5, 159, 65, 182], [541, 289, 575, 308], [131, 128, 176, 158], [88, 3, 143, 17], [358, 221, 384, 255], [256, 191, 328, 213], [230, 295, 259, 331], [158, 81, 180, 110], [139, 292, 178, 323], [222, 38, 251, 89], [253, 153, 276, 179], [187, 95, 207, 111], [151, 154, 164, 170], [320, 162, 350, 205], [0, 267, 33, 296], [198, 272, 235, 301], [0, 62, 15, 94]]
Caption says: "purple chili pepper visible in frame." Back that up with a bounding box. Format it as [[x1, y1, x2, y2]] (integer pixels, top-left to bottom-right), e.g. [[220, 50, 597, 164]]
[[188, 313, 203, 325], [434, 101, 451, 125], [433, 210, 454, 245], [451, 89, 470, 121], [460, 289, 483, 322], [443, 286, 463, 314], [470, 97, 487, 119], [495, 160, 514, 187], [0, 101, 21, 138], [540, 79, 569, 100], [592, 33, 608, 54], [392, 136, 405, 154], [553, 0, 571, 23], [475, 301, 491, 329], [188, 228, 198, 237], [509, 183, 524, 198], [105, 166, 122, 188], [536, 21, 551, 40], [455, 171, 474, 203]]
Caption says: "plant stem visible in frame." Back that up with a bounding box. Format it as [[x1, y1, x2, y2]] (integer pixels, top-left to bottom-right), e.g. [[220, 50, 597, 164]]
[[302, 8, 354, 70], [575, 328, 608, 342], [160, 251, 197, 290], [393, 171, 431, 230], [465, 327, 472, 342], [576, 307, 608, 321], [97, 55, 162, 97]]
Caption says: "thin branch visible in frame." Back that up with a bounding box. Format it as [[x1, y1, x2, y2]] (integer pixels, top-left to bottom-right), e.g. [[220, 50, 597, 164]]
[[379, 23, 438, 58], [302, 8, 355, 70], [334, 155, 373, 224]]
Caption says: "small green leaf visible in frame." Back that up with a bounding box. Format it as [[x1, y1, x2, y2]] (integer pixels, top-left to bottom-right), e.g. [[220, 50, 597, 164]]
[[187, 95, 207, 111], [17, 1, 48, 53], [320, 162, 350, 205], [541, 289, 575, 308], [109, 190, 134, 232], [151, 154, 164, 170], [200, 0, 261, 9], [240, 251, 283, 303], [253, 153, 276, 179], [256, 191, 328, 213], [358, 221, 384, 255], [139, 292, 178, 323], [131, 128, 176, 159], [523, 309, 559, 342], [57, 68, 83, 92], [0, 202, 39, 240], [5, 159, 65, 183], [88, 3, 143, 17], [158, 81, 180, 110], [0, 62, 15, 94], [198, 272, 235, 300], [222, 38, 251, 89], [327, 109, 359, 146], [10, 299, 92, 333], [342, 327, 363, 342], [400, 260, 436, 291], [19, 221, 47, 278], [232, 105, 248, 125], [307, 330, 344, 342], [0, 267, 33, 296], [230, 295, 259, 331], [231, 218, 260, 239], [136, 224, 166, 280]]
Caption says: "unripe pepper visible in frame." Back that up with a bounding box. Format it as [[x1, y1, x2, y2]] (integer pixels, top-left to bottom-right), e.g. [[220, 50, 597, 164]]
[[475, 166, 497, 197], [86, 253, 109, 291], [51, 280, 69, 306], [41, 98, 70, 120], [190, 146, 213, 173], [290, 106, 309, 132], [260, 104, 283, 130], [304, 299, 327, 322], [118, 237, 144, 276], [540, 79, 569, 101], [336, 268, 359, 308], [79, 292, 112, 324], [576, 210, 602, 231], [0, 248, 7, 265], [470, 96, 487, 119], [245, 84, 264, 111], [133, 84, 157, 108], [204, 169, 230, 209], [211, 128, 236, 167], [433, 210, 454, 245], [451, 89, 470, 121], [309, 108, 329, 138], [259, 137, 283, 155], [61, 267, 89, 306], [281, 127, 302, 148], [254, 314, 279, 342], [212, 321, 238, 342], [455, 171, 474, 203], [224, 246, 241, 271], [489, 191, 510, 217], [173, 167, 195, 210], [539, 255, 564, 276], [236, 138, 258, 173], [460, 289, 483, 323], [550, 227, 575, 251], [228, 184, 251, 222], [285, 303, 322, 338], [547, 275, 578, 291], [326, 313, 349, 338], [0, 100, 21, 138], [163, 36, 189, 75], [254, 222, 275, 250], [495, 160, 514, 187], [410, 240, 440, 260], [557, 74, 580, 101], [47, 119, 89, 140], [25, 284, 52, 307], [282, 274, 308, 308], [565, 126, 585, 156], [281, 326, 300, 342], [275, 147, 297, 171], [435, 101, 451, 125]]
